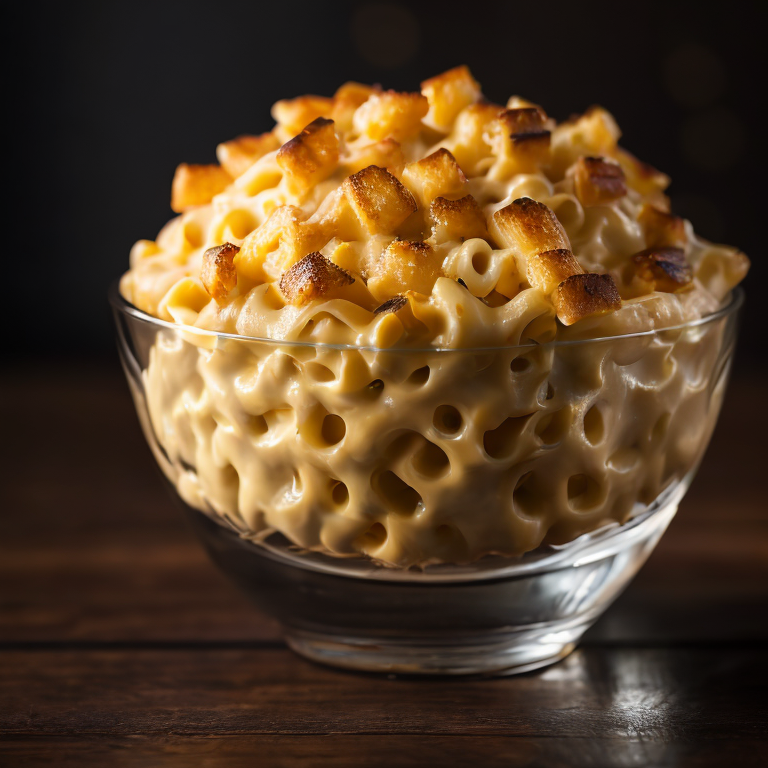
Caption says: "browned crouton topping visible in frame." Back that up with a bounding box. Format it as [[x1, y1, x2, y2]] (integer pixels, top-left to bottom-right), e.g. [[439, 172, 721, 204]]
[[277, 117, 339, 195], [553, 273, 622, 325], [429, 195, 487, 241], [401, 148, 467, 207], [201, 243, 240, 303], [573, 156, 627, 206], [421, 66, 481, 128], [279, 252, 354, 305], [632, 247, 693, 292], [171, 163, 232, 213], [216, 133, 280, 178], [639, 204, 688, 248], [342, 165, 417, 234], [271, 95, 333, 135], [491, 197, 570, 256], [527, 249, 584, 294]]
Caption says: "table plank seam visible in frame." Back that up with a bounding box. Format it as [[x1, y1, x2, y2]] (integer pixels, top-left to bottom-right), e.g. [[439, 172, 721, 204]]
[[1, 639, 766, 651]]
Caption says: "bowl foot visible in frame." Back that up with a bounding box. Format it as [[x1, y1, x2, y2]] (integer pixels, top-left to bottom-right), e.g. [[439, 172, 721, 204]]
[[284, 622, 588, 676]]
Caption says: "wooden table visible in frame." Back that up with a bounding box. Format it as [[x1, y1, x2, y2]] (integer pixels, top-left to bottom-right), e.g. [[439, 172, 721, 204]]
[[2, 365, 767, 767]]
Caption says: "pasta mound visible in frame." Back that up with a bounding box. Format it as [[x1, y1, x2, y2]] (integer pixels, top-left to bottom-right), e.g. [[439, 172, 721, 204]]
[[122, 65, 748, 346], [121, 67, 748, 567]]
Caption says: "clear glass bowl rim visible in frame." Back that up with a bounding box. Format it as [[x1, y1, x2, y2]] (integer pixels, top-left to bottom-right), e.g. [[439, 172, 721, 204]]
[[109, 281, 744, 355]]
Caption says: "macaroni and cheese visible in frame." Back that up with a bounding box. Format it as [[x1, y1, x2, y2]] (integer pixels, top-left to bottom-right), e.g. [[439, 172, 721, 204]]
[[121, 67, 748, 566]]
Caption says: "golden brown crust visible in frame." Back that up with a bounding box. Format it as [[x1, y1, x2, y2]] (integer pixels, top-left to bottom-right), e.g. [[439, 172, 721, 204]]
[[631, 247, 693, 293], [367, 240, 443, 302], [401, 148, 467, 207], [170, 163, 232, 213], [614, 148, 670, 200], [429, 195, 487, 241], [447, 101, 504, 172], [342, 165, 417, 234], [553, 273, 622, 325], [216, 133, 280, 178], [143, 66, 751, 347], [527, 249, 584, 294], [279, 252, 354, 305], [331, 82, 381, 132], [496, 106, 549, 135], [271, 95, 333, 135], [201, 242, 240, 303], [639, 203, 688, 248], [550, 107, 622, 177], [487, 108, 551, 172], [420, 65, 481, 129], [573, 156, 627, 206], [490, 197, 570, 256], [562, 106, 621, 151], [277, 117, 339, 195], [354, 91, 428, 142]]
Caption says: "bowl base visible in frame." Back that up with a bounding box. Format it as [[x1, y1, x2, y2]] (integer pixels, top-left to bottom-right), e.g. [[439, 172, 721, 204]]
[[284, 621, 589, 676]]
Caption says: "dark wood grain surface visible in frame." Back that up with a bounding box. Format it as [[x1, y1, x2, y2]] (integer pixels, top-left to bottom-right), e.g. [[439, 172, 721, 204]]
[[1, 365, 767, 767]]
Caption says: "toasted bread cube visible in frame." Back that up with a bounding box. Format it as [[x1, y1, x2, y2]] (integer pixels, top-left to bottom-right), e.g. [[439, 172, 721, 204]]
[[279, 252, 354, 306], [277, 117, 339, 196], [342, 165, 417, 234], [367, 240, 443, 302], [332, 82, 380, 132], [486, 107, 551, 173], [171, 163, 232, 213], [632, 247, 692, 293], [490, 198, 570, 257], [494, 107, 548, 135], [639, 203, 688, 248], [569, 106, 621, 153], [446, 101, 503, 174], [614, 148, 670, 198], [342, 138, 405, 175], [506, 95, 544, 110], [353, 91, 428, 142], [526, 249, 584, 294], [401, 148, 467, 208], [238, 205, 326, 279], [271, 95, 333, 136], [429, 195, 487, 241], [216, 133, 280, 178], [201, 242, 240, 303], [553, 273, 622, 325], [551, 107, 621, 177], [421, 66, 481, 130], [573, 156, 627, 206]]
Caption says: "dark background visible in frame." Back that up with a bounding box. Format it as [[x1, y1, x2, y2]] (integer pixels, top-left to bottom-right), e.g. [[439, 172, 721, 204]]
[[10, 0, 766, 370], [4, 5, 767, 761]]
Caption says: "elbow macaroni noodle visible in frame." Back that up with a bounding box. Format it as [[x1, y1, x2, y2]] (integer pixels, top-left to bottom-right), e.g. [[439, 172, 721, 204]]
[[121, 67, 748, 566]]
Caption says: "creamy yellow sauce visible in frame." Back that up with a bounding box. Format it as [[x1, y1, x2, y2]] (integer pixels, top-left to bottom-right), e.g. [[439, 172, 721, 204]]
[[121, 67, 747, 566]]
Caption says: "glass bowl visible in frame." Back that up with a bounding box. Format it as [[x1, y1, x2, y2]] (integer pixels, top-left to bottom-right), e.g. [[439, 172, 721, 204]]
[[110, 284, 742, 675]]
